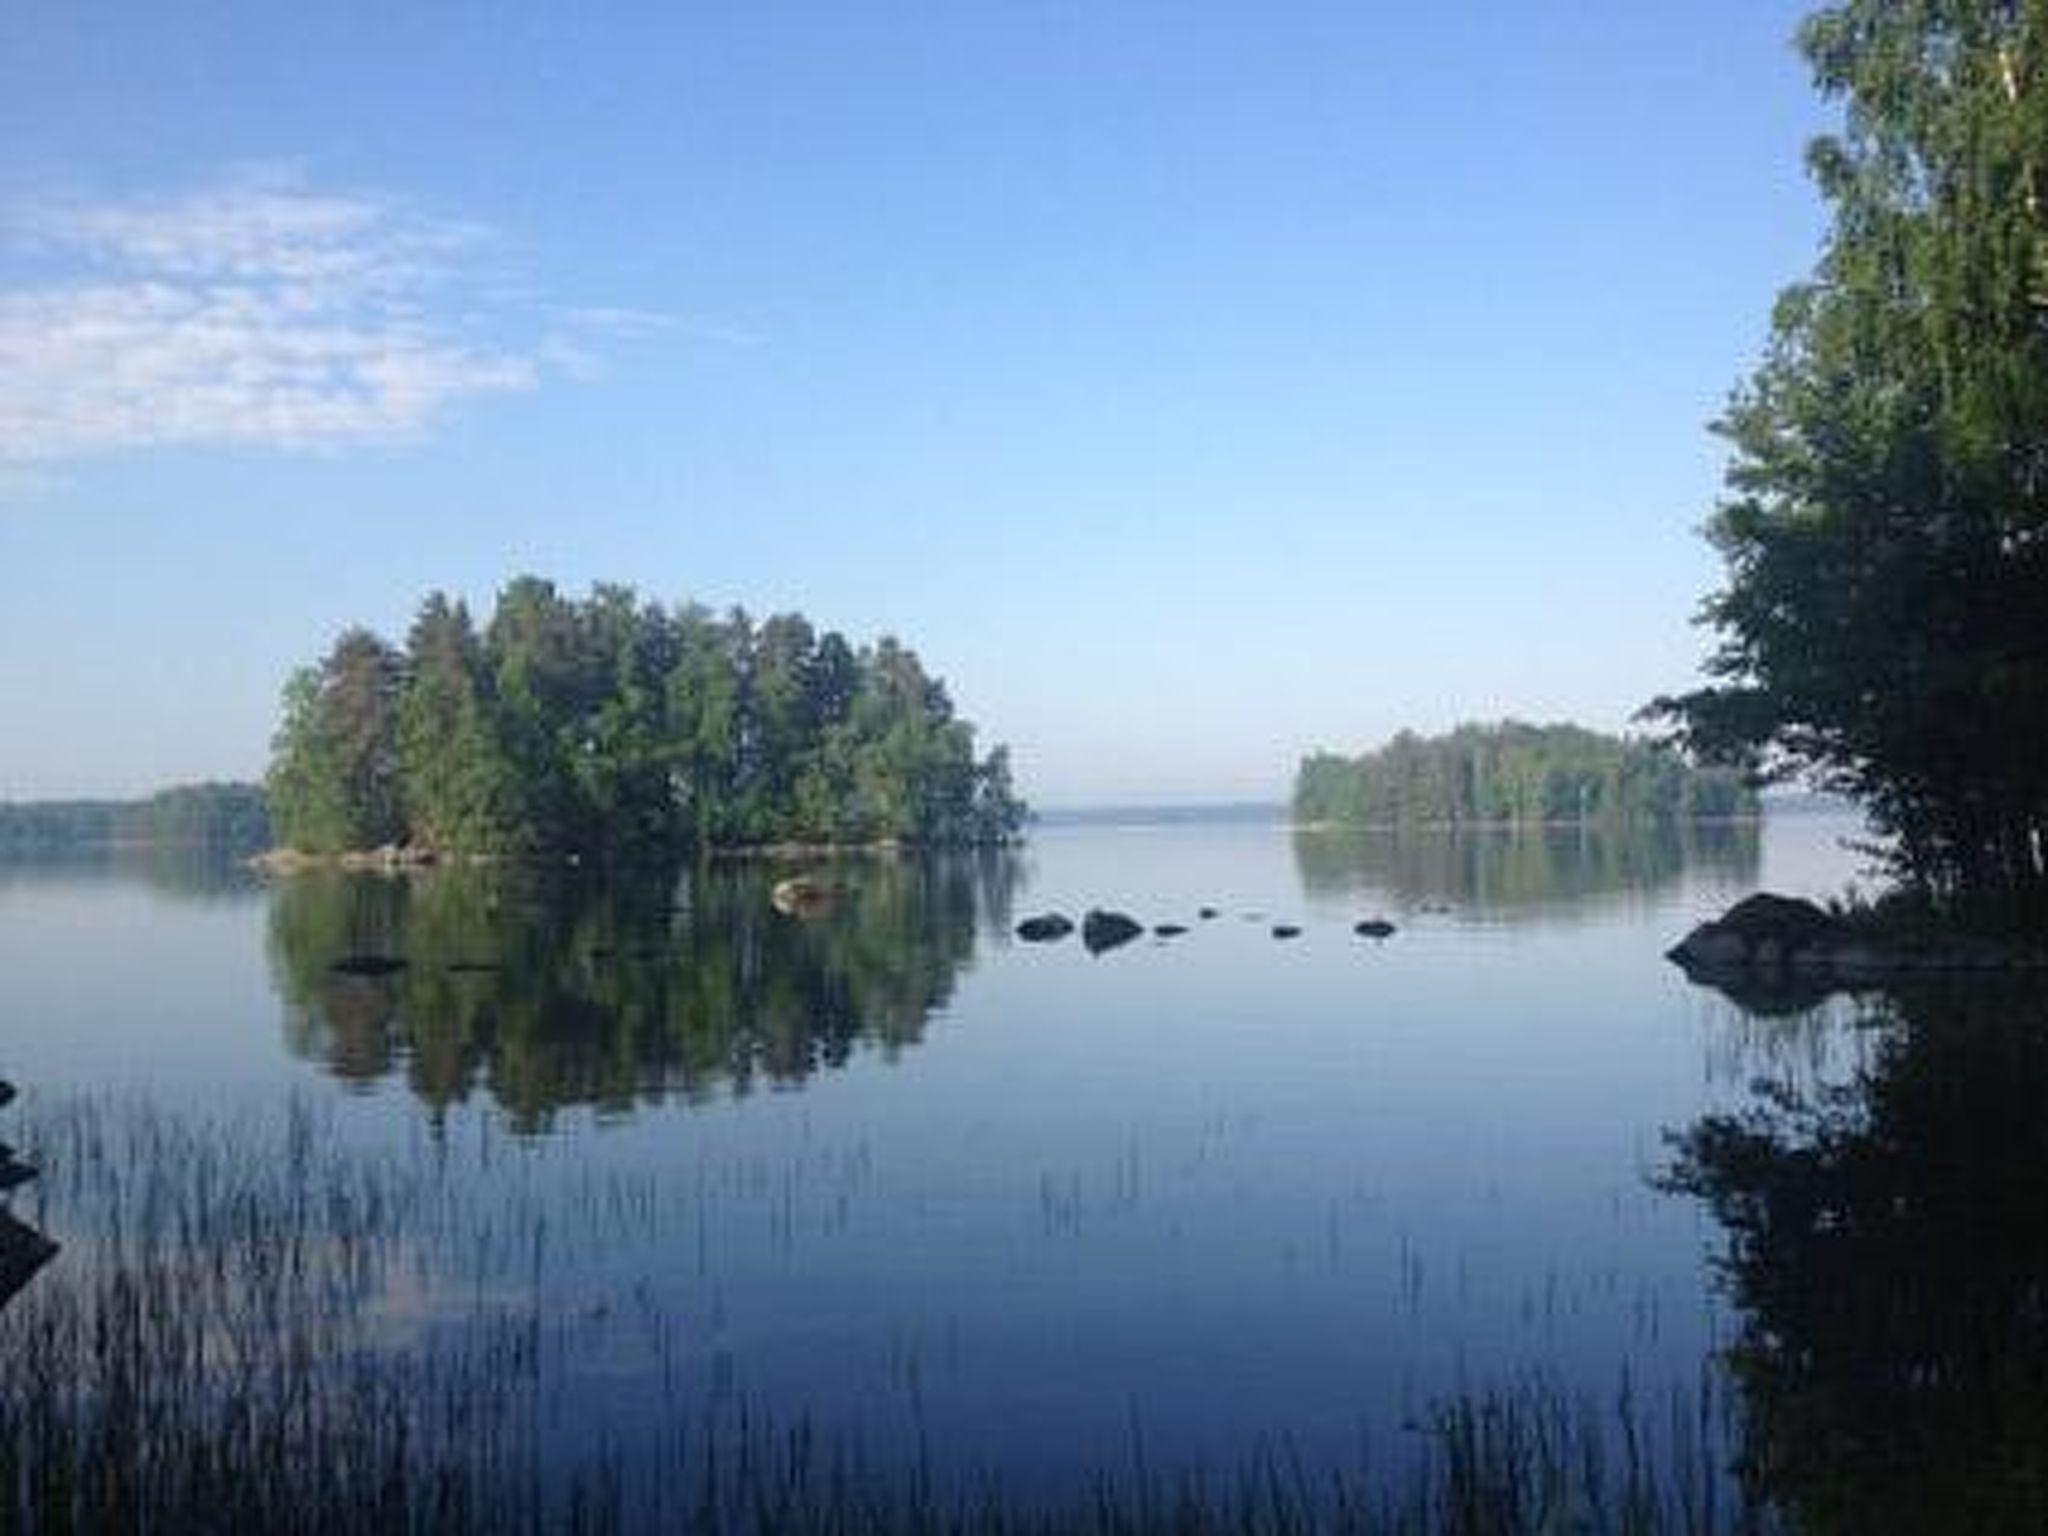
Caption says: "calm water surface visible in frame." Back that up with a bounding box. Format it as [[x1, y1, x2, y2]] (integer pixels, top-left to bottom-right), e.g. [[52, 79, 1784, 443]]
[[0, 815, 1931, 1514]]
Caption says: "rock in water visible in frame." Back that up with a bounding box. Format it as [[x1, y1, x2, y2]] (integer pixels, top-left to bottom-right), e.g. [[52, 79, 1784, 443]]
[[1153, 923, 1189, 938], [1353, 919, 1396, 939], [1082, 909, 1144, 955], [1198, 907, 1220, 920], [1272, 925, 1302, 940], [1016, 913, 1075, 942], [1666, 893, 1841, 975], [770, 876, 841, 918]]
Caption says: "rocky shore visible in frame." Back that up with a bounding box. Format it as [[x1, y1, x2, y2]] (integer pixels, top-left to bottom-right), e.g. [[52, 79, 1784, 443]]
[[1668, 892, 2048, 983]]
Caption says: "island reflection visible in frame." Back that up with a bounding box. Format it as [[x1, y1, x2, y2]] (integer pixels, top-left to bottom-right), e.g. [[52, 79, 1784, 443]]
[[266, 855, 1017, 1130], [1291, 820, 1760, 918]]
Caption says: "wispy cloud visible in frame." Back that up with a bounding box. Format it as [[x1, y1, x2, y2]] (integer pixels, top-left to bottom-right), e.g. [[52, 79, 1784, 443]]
[[537, 305, 764, 382], [0, 174, 539, 461]]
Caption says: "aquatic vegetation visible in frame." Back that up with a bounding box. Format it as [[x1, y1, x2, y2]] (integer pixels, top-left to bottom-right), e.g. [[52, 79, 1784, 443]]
[[0, 1094, 1770, 1534]]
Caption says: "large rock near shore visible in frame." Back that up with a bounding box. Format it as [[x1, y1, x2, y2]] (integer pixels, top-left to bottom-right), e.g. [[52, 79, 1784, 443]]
[[1668, 892, 2048, 981]]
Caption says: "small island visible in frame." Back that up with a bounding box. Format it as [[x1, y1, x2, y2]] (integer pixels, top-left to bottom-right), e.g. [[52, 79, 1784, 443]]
[[263, 576, 1025, 863], [1293, 721, 1755, 829]]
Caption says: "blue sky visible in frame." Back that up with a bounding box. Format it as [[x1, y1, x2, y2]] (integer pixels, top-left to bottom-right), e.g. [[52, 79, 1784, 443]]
[[0, 1, 1827, 805]]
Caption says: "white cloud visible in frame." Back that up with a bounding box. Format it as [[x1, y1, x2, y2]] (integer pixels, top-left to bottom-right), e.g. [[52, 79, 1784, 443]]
[[0, 175, 539, 460]]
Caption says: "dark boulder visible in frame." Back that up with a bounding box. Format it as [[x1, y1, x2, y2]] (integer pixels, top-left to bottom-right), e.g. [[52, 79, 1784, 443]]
[[1667, 893, 1843, 975], [1198, 907, 1220, 920], [1153, 923, 1189, 938], [1665, 890, 2048, 986], [1082, 909, 1144, 955], [331, 955, 407, 977], [1272, 924, 1302, 940], [1016, 913, 1075, 943], [1353, 919, 1397, 939]]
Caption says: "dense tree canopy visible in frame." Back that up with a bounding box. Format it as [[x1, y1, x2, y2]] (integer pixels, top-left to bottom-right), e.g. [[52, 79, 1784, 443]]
[[1651, 1, 2048, 919], [266, 578, 1025, 856], [1293, 721, 1755, 828]]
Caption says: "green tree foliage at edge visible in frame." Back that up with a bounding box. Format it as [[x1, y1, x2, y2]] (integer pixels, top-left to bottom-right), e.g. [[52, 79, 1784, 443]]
[[1648, 1, 2048, 921]]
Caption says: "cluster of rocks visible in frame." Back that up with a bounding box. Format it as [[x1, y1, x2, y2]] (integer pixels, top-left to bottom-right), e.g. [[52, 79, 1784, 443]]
[[1668, 892, 2048, 983], [1015, 908, 1399, 954]]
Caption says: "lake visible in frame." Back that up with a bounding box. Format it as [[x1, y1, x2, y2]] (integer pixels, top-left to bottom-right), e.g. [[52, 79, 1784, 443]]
[[4, 813, 2039, 1531]]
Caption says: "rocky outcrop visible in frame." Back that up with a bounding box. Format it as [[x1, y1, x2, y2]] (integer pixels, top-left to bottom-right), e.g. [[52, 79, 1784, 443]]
[[1272, 925, 1302, 940], [1668, 892, 2048, 981], [1353, 919, 1397, 939], [1082, 909, 1144, 955], [1016, 913, 1074, 942], [1153, 923, 1189, 938]]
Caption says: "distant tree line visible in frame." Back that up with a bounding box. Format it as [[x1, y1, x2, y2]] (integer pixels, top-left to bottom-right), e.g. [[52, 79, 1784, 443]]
[[0, 782, 270, 856], [267, 577, 1026, 857], [1294, 722, 1757, 828]]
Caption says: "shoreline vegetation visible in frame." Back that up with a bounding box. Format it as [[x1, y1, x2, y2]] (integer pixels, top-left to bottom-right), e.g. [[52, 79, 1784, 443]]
[[247, 835, 926, 874], [1294, 722, 1756, 830], [264, 577, 1026, 863], [1288, 812, 1761, 834]]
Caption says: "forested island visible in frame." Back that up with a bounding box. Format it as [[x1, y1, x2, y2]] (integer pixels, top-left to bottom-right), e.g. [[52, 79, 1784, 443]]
[[0, 782, 269, 856], [266, 577, 1025, 859], [1293, 722, 1756, 828]]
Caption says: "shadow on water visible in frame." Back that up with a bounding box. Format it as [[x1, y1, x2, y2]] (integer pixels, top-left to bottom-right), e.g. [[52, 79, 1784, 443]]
[[1666, 975, 2048, 1536], [265, 854, 1018, 1130], [1291, 821, 1760, 920]]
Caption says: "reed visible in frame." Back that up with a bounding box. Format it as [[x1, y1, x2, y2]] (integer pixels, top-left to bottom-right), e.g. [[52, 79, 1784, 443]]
[[0, 1095, 1774, 1534]]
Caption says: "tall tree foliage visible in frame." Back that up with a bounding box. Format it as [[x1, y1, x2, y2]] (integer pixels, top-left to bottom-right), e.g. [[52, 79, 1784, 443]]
[[1651, 1, 2048, 918], [266, 579, 1026, 855], [267, 628, 405, 853]]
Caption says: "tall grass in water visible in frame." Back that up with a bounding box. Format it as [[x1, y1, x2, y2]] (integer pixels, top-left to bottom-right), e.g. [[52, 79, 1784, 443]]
[[0, 1095, 1774, 1534]]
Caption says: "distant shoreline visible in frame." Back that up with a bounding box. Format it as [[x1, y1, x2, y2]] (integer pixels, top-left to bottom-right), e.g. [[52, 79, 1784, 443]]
[[246, 836, 1015, 873], [1288, 812, 1767, 834]]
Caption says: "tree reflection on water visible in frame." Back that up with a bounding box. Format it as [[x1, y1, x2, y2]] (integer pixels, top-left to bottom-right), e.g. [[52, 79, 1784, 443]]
[[1293, 820, 1760, 918], [266, 854, 1018, 1130], [1667, 978, 2048, 1535]]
